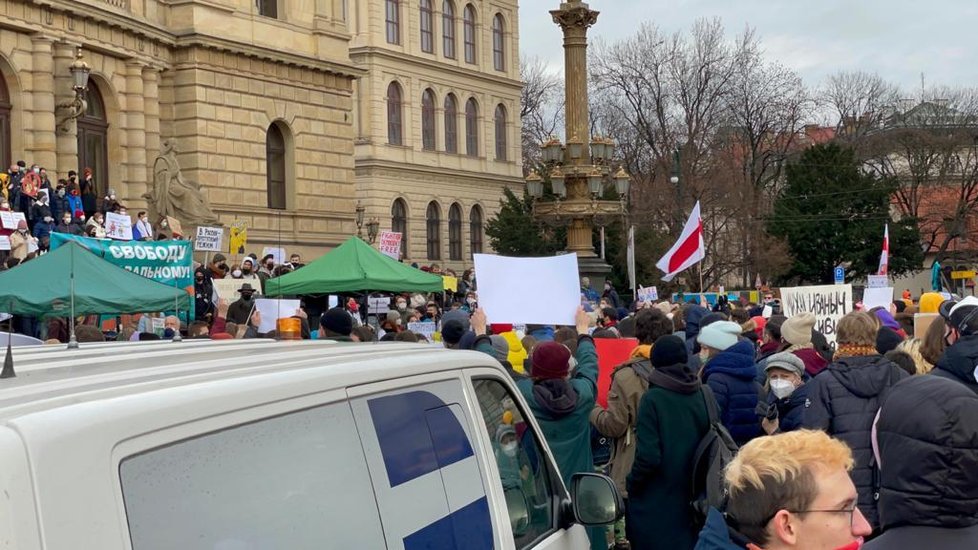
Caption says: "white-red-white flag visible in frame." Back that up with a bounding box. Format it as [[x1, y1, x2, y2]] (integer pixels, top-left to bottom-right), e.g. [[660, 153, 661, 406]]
[[657, 201, 705, 282], [878, 224, 889, 276]]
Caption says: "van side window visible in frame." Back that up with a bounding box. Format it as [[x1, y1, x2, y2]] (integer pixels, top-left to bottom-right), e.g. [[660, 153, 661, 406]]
[[119, 402, 387, 549], [473, 378, 558, 547]]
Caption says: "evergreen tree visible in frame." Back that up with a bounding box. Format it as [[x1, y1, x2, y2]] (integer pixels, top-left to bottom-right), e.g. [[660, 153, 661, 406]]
[[485, 188, 566, 256], [767, 143, 922, 283]]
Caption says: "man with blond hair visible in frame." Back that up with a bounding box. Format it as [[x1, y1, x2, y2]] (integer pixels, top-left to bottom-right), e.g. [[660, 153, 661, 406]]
[[694, 430, 872, 549]]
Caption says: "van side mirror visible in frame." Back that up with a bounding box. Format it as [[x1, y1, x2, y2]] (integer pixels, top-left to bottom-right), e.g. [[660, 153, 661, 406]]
[[570, 472, 623, 525], [504, 487, 530, 536]]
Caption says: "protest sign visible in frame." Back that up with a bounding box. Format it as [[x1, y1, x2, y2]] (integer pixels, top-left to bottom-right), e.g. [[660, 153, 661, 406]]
[[867, 275, 888, 289], [378, 231, 402, 260], [229, 221, 247, 254], [254, 298, 301, 333], [50, 233, 194, 291], [637, 286, 658, 302], [780, 284, 852, 344], [0, 236, 9, 251], [262, 247, 287, 265], [1, 211, 25, 230], [212, 278, 263, 300], [407, 321, 437, 341], [194, 226, 224, 252], [443, 276, 458, 293], [368, 296, 391, 315], [862, 287, 893, 311], [595, 337, 639, 408], [151, 317, 165, 337], [105, 212, 133, 240], [474, 253, 580, 326], [27, 237, 38, 254]]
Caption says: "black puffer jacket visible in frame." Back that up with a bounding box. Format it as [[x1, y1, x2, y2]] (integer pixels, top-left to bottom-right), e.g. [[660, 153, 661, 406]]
[[864, 376, 978, 549], [932, 334, 978, 394], [802, 354, 908, 530]]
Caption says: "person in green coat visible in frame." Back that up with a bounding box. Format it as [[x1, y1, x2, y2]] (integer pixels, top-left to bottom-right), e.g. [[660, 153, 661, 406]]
[[472, 307, 604, 549], [627, 335, 711, 550]]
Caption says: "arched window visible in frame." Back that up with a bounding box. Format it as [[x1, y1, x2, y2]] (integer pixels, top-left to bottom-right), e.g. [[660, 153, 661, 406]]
[[469, 205, 483, 255], [386, 81, 403, 145], [465, 98, 478, 157], [494, 104, 507, 161], [0, 75, 10, 173], [266, 123, 288, 209], [421, 88, 436, 151], [77, 80, 108, 196], [420, 0, 434, 53], [463, 4, 476, 64], [385, 0, 400, 44], [426, 201, 441, 260], [444, 94, 458, 154], [391, 198, 408, 259], [442, 0, 456, 59], [492, 14, 505, 71], [449, 203, 463, 261]]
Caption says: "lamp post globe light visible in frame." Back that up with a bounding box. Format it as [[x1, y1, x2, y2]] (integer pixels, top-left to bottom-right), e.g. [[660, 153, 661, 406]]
[[523, 0, 630, 282]]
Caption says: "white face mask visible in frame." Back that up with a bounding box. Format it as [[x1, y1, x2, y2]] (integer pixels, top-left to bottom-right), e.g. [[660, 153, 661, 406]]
[[699, 349, 711, 363], [501, 442, 518, 458], [770, 379, 796, 400], [397, 302, 407, 311]]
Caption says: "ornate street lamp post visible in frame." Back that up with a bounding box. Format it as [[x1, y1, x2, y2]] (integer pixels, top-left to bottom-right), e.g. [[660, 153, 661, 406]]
[[525, 0, 630, 283]]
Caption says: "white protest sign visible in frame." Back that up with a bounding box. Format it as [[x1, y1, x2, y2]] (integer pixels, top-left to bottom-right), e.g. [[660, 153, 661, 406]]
[[262, 247, 287, 265], [408, 321, 437, 341], [863, 287, 894, 312], [194, 226, 224, 252], [866, 275, 888, 289], [151, 317, 165, 337], [104, 212, 133, 240], [637, 286, 658, 302], [474, 253, 580, 326], [0, 211, 25, 230], [780, 284, 852, 344], [27, 237, 38, 254], [212, 278, 263, 300], [368, 296, 391, 315], [254, 298, 301, 333], [378, 231, 402, 260], [0, 236, 10, 251]]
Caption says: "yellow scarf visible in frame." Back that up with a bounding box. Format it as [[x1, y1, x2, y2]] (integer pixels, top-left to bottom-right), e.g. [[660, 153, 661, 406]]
[[631, 345, 652, 359]]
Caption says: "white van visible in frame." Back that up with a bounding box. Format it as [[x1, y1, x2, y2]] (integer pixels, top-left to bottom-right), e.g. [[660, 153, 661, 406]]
[[0, 339, 622, 549]]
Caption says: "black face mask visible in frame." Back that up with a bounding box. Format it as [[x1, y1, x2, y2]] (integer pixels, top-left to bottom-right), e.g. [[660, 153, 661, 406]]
[[241, 293, 254, 301], [218, 263, 228, 271]]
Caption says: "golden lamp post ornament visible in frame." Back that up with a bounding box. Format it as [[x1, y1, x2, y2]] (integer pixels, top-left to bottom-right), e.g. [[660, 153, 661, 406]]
[[526, 1, 630, 281]]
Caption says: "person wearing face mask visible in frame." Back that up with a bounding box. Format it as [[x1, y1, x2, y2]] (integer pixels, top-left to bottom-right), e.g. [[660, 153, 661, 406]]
[[51, 184, 70, 223], [80, 168, 97, 218], [102, 188, 120, 215], [493, 423, 529, 491], [55, 213, 78, 236], [226, 283, 257, 325], [32, 215, 55, 247], [9, 220, 31, 261], [207, 253, 229, 279], [193, 267, 215, 322], [86, 212, 107, 239], [132, 211, 153, 241], [761, 353, 809, 435], [30, 191, 52, 226], [228, 257, 261, 284], [462, 291, 478, 313]]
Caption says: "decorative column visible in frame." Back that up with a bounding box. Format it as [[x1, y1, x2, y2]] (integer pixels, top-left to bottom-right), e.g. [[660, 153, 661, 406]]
[[124, 61, 146, 202], [53, 41, 79, 178], [551, 0, 598, 257], [143, 65, 162, 201], [30, 36, 57, 170]]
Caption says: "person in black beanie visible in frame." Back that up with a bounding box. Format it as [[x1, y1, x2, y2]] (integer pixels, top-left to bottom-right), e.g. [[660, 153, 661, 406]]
[[441, 319, 468, 350], [627, 334, 711, 550], [319, 307, 353, 341]]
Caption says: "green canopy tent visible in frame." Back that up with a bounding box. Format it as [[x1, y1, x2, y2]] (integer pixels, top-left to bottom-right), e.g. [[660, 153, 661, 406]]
[[264, 236, 445, 296], [0, 242, 191, 317]]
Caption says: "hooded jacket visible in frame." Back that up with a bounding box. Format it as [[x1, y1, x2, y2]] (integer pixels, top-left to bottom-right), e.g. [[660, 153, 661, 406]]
[[931, 334, 978, 395], [802, 354, 908, 530], [864, 376, 978, 549], [684, 304, 711, 355], [704, 340, 763, 445], [792, 347, 829, 377], [694, 508, 760, 550]]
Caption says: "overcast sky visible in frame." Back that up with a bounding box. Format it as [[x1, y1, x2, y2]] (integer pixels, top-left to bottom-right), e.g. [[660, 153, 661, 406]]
[[518, 0, 978, 95]]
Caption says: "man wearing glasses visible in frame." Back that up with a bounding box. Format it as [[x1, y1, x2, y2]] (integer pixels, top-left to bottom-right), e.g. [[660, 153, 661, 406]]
[[694, 430, 872, 549]]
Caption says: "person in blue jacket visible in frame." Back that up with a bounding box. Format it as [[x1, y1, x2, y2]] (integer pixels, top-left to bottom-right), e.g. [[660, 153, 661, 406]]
[[698, 321, 763, 445]]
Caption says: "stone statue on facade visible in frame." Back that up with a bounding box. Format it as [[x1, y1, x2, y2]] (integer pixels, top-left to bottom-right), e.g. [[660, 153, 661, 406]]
[[143, 139, 220, 228]]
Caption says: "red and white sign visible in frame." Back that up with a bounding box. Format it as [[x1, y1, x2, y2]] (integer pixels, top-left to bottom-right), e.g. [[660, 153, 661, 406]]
[[877, 224, 889, 276], [656, 201, 705, 282], [378, 231, 402, 260]]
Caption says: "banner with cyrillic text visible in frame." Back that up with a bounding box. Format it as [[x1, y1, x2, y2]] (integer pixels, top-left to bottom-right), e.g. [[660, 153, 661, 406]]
[[50, 232, 194, 291], [779, 284, 853, 344]]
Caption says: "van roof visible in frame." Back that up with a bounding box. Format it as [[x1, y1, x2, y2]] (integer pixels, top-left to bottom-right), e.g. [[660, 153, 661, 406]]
[[0, 340, 495, 420]]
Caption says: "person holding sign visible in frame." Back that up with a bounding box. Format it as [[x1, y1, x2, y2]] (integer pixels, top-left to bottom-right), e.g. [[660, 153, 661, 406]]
[[802, 311, 908, 532], [9, 219, 31, 260]]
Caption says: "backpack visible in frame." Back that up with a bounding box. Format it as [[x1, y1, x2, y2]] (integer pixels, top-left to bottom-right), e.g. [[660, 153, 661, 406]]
[[690, 384, 739, 527]]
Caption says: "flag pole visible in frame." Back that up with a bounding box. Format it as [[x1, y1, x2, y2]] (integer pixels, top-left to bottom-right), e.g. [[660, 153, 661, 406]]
[[699, 262, 705, 295]]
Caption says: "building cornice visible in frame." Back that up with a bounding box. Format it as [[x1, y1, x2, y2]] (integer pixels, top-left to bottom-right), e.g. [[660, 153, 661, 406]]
[[173, 34, 365, 78], [355, 159, 521, 185], [350, 46, 523, 91]]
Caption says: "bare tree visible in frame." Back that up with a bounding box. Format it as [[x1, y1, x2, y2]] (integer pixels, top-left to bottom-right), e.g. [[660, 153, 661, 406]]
[[821, 71, 902, 138], [520, 56, 563, 174]]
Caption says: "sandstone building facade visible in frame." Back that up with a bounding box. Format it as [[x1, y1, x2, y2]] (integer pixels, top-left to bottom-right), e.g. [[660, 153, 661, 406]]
[[0, 0, 360, 256], [349, 0, 523, 270]]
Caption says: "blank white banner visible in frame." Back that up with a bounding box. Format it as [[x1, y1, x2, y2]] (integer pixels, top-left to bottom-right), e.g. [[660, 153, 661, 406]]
[[473, 253, 580, 326]]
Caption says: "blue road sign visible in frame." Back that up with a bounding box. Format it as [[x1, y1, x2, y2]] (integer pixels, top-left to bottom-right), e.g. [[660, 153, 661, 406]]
[[834, 266, 845, 285]]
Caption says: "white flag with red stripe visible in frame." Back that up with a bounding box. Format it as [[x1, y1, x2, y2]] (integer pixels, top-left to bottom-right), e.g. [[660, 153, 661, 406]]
[[877, 224, 889, 276], [657, 201, 705, 282]]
